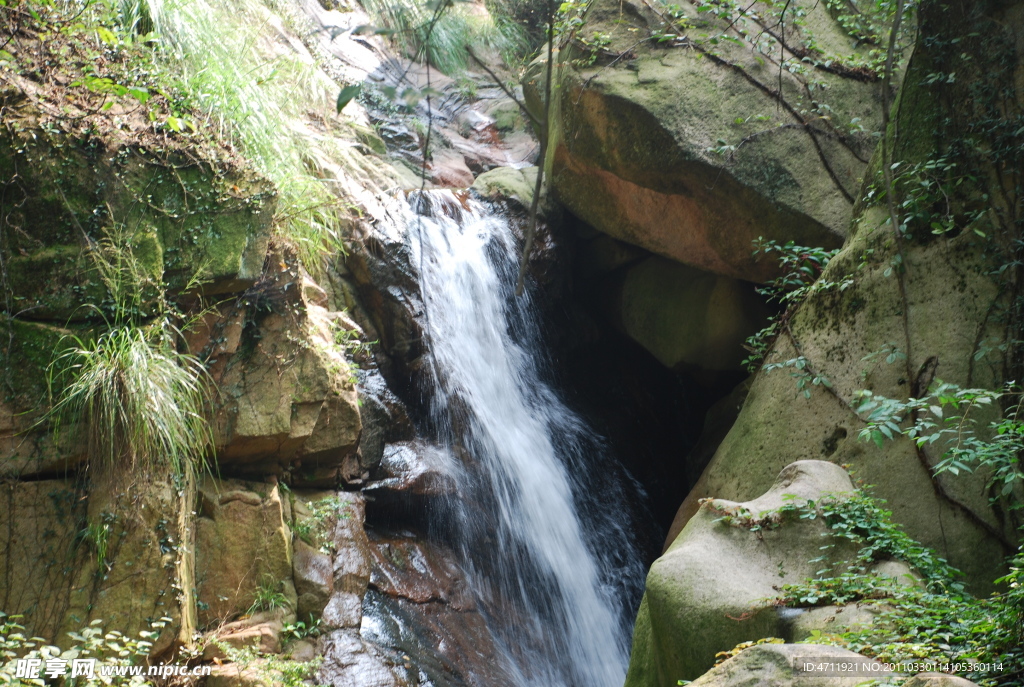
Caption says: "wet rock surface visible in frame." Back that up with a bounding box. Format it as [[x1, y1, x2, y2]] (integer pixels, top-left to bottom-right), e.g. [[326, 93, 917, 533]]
[[365, 441, 460, 499], [361, 531, 516, 687]]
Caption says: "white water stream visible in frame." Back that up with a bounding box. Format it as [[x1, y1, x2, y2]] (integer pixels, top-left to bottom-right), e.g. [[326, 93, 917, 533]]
[[396, 190, 640, 687]]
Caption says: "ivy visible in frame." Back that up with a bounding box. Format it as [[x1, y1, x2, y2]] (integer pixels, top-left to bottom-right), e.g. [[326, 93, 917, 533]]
[[742, 238, 847, 372], [853, 382, 1023, 513], [772, 491, 1024, 687]]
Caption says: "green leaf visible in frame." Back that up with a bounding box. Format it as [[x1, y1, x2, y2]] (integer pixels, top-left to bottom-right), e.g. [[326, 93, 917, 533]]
[[336, 84, 361, 113], [97, 27, 118, 45]]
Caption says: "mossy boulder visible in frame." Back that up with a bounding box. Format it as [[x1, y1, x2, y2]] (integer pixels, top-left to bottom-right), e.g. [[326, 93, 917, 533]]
[[625, 461, 913, 685], [671, 0, 1024, 594], [534, 0, 896, 281], [0, 84, 275, 322], [471, 166, 539, 208], [604, 256, 770, 371]]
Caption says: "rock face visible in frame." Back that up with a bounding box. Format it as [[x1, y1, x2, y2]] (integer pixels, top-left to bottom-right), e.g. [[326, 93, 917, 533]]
[[674, 0, 1024, 591], [0, 83, 274, 321], [538, 0, 890, 282], [685, 644, 893, 687], [625, 461, 917, 685], [196, 480, 295, 626], [200, 252, 363, 483]]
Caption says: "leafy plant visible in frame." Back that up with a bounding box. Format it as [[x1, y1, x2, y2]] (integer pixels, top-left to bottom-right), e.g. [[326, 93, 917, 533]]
[[762, 356, 833, 399], [292, 496, 351, 554], [281, 617, 323, 642], [0, 614, 169, 686], [742, 238, 846, 372], [853, 382, 1023, 512], [80, 511, 118, 577], [246, 576, 291, 616], [771, 490, 1023, 687]]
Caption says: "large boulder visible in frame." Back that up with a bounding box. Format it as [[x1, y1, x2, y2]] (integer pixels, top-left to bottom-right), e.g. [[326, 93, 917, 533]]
[[625, 461, 916, 685], [602, 255, 770, 371], [534, 0, 897, 281], [674, 0, 1024, 590]]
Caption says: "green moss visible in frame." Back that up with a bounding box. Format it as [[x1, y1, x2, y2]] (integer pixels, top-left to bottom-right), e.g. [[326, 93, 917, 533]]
[[1, 119, 274, 318], [0, 318, 91, 404]]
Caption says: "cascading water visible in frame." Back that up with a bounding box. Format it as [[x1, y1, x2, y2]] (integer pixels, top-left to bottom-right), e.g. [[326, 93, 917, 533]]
[[393, 189, 646, 687]]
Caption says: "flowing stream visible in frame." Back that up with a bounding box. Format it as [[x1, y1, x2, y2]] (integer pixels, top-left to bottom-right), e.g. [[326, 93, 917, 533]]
[[396, 190, 644, 687]]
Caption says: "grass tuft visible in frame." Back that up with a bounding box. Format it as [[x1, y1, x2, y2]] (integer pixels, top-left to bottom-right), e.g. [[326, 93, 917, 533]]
[[360, 0, 532, 74], [47, 323, 213, 482], [140, 0, 360, 271]]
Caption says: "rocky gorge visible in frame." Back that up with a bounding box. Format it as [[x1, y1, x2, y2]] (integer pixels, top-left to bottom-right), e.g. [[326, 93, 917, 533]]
[[0, 0, 1022, 686]]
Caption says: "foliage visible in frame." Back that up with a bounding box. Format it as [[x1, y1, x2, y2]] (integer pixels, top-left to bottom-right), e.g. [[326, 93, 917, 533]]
[[281, 617, 323, 642], [79, 511, 118, 577], [0, 614, 168, 686], [762, 355, 833, 399], [359, 0, 532, 75], [246, 576, 291, 616], [770, 491, 1023, 687], [292, 496, 351, 554], [46, 320, 212, 483], [853, 382, 1023, 513], [135, 0, 362, 271], [213, 639, 323, 687], [742, 238, 846, 371]]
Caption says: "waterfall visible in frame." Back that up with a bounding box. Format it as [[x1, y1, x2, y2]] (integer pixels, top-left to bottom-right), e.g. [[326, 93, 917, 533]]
[[394, 189, 644, 687]]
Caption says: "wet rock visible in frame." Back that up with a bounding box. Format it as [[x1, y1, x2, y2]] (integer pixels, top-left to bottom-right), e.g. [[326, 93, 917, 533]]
[[356, 367, 415, 475], [322, 591, 364, 630], [360, 590, 514, 687], [345, 205, 427, 386], [367, 532, 473, 609], [356, 532, 516, 687], [318, 629, 411, 687], [293, 539, 334, 620], [331, 493, 373, 595], [365, 441, 459, 498]]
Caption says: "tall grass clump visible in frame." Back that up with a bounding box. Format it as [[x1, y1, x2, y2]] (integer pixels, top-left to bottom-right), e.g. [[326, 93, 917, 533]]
[[139, 0, 355, 271], [47, 324, 212, 483], [46, 226, 213, 486], [43, 229, 212, 645], [360, 0, 531, 74]]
